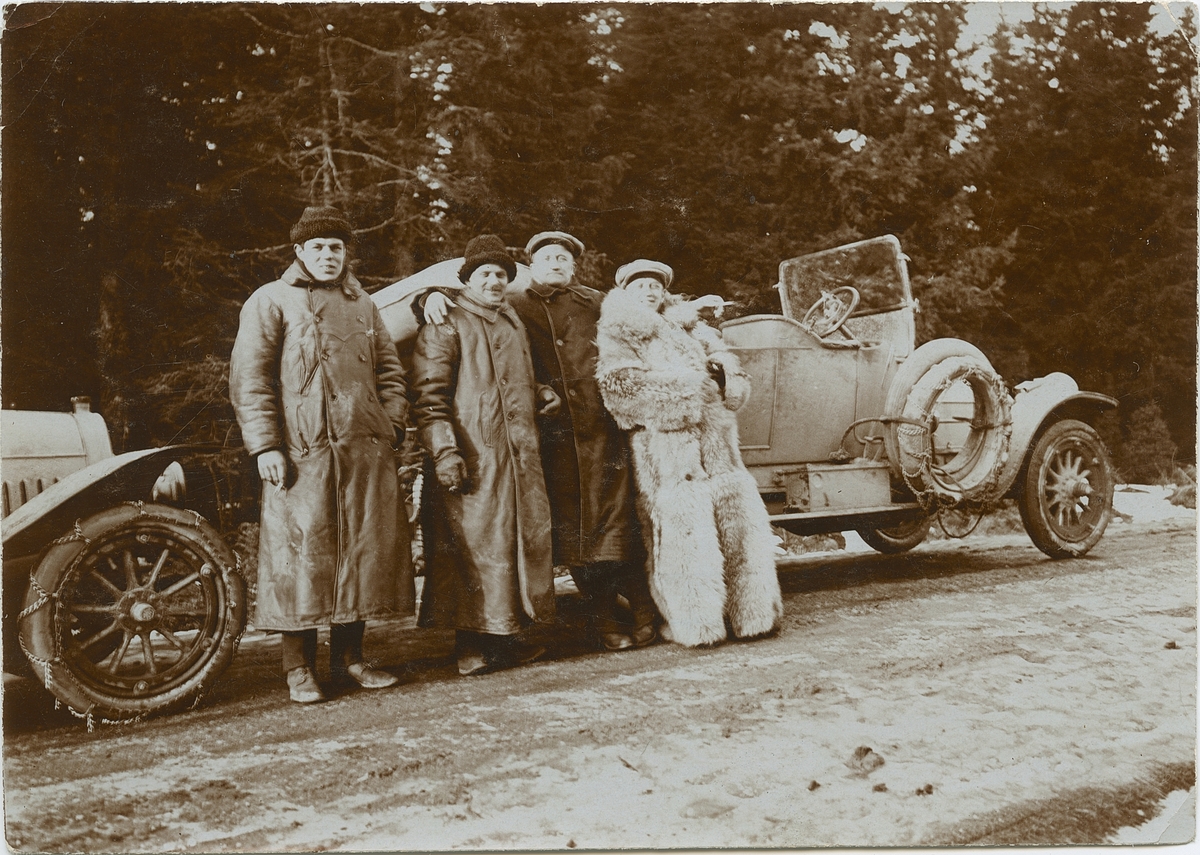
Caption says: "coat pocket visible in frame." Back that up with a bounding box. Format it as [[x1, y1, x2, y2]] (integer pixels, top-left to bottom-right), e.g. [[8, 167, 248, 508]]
[[282, 336, 320, 395], [477, 387, 503, 448]]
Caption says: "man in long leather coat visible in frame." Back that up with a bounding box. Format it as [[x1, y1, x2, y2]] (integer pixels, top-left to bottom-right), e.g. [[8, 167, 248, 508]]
[[230, 206, 412, 703], [411, 235, 560, 675]]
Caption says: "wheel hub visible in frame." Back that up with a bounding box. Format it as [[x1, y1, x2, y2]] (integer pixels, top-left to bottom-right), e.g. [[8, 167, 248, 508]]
[[116, 589, 163, 632], [129, 602, 156, 623]]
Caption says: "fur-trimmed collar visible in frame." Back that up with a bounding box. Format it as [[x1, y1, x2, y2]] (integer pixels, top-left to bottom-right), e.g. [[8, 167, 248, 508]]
[[600, 288, 706, 339], [599, 286, 673, 341]]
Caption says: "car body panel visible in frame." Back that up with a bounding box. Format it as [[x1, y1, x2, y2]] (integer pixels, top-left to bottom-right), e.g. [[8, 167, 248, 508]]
[[2, 446, 203, 560], [722, 236, 915, 490], [995, 373, 1118, 497], [2, 399, 113, 517]]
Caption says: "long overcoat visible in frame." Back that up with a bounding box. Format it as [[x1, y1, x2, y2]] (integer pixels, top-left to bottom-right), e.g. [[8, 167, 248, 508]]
[[595, 288, 783, 647], [506, 279, 640, 568], [410, 292, 556, 634], [230, 261, 414, 631]]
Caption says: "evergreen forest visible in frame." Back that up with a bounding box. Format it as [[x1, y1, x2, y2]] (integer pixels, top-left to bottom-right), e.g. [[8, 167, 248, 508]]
[[2, 2, 1196, 479]]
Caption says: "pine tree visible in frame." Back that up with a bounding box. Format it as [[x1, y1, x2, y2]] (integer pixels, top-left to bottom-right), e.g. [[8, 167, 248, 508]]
[[1120, 401, 1179, 483], [973, 3, 1197, 455]]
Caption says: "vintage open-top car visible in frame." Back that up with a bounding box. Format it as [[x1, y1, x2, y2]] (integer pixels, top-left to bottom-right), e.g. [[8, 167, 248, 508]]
[[2, 399, 247, 726], [721, 235, 1116, 557]]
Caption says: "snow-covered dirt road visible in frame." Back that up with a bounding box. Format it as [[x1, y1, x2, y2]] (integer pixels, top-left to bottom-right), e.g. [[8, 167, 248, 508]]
[[4, 500, 1194, 851]]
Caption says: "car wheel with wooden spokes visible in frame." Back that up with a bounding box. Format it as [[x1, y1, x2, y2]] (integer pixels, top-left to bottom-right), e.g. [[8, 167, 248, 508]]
[[18, 503, 246, 723], [1018, 419, 1115, 559]]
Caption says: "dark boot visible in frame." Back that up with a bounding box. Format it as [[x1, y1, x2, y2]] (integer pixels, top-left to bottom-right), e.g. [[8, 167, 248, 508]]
[[616, 562, 659, 647], [487, 633, 547, 670], [456, 630, 490, 676], [572, 563, 639, 651], [331, 621, 398, 689]]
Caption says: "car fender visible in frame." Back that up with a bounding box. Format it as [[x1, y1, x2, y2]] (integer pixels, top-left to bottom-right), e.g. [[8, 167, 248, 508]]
[[994, 372, 1118, 498], [1, 445, 211, 560]]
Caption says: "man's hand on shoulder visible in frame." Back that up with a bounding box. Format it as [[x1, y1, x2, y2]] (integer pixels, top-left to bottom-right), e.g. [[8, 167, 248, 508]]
[[425, 291, 455, 325]]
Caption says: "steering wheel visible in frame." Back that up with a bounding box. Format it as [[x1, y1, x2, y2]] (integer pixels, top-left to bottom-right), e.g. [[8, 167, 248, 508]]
[[802, 286, 860, 338]]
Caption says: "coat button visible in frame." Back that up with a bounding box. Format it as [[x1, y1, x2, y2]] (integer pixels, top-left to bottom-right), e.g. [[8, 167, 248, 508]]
[[331, 393, 338, 400], [507, 413, 514, 420], [359, 354, 367, 362], [321, 353, 328, 360], [302, 447, 309, 455], [555, 339, 564, 346], [568, 389, 577, 398]]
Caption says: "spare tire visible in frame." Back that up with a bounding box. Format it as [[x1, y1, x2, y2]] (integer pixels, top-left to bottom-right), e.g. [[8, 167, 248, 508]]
[[884, 339, 1012, 504]]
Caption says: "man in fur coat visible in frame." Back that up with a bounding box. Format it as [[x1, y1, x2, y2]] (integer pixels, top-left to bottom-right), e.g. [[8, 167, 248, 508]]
[[230, 206, 411, 703], [595, 259, 783, 647]]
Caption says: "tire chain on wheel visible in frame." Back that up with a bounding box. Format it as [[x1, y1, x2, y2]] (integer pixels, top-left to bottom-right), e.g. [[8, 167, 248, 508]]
[[17, 501, 246, 725], [885, 340, 1013, 507]]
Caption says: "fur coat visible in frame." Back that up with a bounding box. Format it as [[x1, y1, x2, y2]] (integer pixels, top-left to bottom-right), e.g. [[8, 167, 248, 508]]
[[595, 288, 783, 646]]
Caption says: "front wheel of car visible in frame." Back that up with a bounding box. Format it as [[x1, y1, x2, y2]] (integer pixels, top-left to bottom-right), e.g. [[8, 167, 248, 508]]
[[1018, 419, 1114, 559], [859, 516, 931, 554], [18, 502, 247, 723]]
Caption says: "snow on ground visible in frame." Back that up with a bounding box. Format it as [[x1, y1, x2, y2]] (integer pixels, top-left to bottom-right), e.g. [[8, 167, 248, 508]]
[[1111, 787, 1196, 844], [835, 484, 1193, 555], [1112, 484, 1198, 523]]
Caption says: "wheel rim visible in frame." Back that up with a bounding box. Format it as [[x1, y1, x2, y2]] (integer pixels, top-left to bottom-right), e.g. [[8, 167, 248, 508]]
[[879, 516, 927, 539], [1037, 434, 1112, 543], [55, 523, 229, 700]]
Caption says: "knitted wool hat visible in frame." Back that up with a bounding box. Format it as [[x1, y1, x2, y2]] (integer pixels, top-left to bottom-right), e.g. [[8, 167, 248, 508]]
[[615, 259, 674, 290], [525, 230, 585, 259], [290, 206, 354, 246], [458, 234, 518, 283]]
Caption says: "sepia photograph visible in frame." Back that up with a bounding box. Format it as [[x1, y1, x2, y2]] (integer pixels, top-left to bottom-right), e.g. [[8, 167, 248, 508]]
[[1, 1, 1196, 850]]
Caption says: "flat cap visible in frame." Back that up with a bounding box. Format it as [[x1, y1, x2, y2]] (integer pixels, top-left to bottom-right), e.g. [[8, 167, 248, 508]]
[[615, 259, 674, 290], [525, 231, 585, 258]]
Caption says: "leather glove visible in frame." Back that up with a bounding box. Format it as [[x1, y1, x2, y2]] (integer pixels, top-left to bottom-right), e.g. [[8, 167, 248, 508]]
[[435, 452, 468, 493], [397, 463, 421, 490]]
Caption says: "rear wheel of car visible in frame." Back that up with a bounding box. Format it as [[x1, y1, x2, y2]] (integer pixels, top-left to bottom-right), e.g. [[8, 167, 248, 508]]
[[18, 503, 247, 723], [859, 516, 931, 554], [1018, 419, 1114, 559], [884, 339, 1012, 504]]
